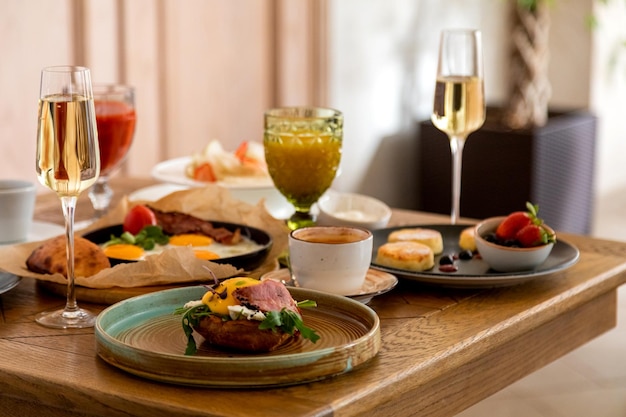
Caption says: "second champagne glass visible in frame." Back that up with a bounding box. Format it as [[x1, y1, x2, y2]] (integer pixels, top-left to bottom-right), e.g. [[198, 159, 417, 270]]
[[35, 66, 100, 328], [431, 29, 486, 224], [88, 84, 136, 219], [264, 107, 343, 230]]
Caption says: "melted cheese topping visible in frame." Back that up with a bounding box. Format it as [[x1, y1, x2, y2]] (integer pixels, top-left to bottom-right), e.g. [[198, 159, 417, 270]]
[[201, 277, 261, 315]]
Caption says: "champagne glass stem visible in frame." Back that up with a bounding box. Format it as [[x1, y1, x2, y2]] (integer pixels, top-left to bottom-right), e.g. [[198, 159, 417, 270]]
[[88, 178, 113, 219], [62, 196, 79, 314], [35, 196, 96, 328], [449, 135, 466, 225]]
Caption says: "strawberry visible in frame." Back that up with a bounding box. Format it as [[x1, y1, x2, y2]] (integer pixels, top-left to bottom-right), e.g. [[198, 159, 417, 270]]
[[495, 202, 544, 241], [495, 211, 531, 241], [516, 224, 555, 247], [515, 224, 548, 248]]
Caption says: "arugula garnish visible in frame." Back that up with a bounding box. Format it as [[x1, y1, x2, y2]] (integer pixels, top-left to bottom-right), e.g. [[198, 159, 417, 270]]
[[103, 225, 169, 250], [174, 300, 320, 355], [259, 309, 321, 343], [174, 304, 213, 355]]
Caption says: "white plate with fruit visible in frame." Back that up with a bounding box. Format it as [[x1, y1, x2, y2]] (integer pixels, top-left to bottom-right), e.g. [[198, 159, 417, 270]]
[[150, 141, 292, 219], [151, 140, 274, 189]]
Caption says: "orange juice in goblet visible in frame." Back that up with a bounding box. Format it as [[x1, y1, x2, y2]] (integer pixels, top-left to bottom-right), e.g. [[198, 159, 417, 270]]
[[264, 107, 343, 230]]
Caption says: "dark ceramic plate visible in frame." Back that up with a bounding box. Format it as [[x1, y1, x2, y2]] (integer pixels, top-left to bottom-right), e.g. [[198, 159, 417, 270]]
[[370, 224, 579, 288], [83, 222, 272, 271], [0, 272, 21, 295]]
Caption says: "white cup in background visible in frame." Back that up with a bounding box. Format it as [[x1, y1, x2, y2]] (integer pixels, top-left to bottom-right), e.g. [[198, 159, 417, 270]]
[[0, 180, 36, 244], [288, 226, 373, 295]]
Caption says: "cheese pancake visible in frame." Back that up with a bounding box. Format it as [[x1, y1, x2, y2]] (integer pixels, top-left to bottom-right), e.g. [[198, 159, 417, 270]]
[[387, 228, 443, 255], [375, 241, 434, 271], [459, 226, 477, 252]]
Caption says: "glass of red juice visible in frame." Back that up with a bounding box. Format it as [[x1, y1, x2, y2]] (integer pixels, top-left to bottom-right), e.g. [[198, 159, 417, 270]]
[[88, 84, 136, 219]]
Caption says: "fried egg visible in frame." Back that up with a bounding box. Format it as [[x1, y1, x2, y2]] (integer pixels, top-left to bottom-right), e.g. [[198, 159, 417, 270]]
[[103, 244, 145, 260], [201, 277, 261, 315], [102, 233, 263, 262]]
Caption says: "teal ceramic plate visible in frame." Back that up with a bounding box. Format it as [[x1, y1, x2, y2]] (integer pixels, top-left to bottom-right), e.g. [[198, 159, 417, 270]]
[[95, 285, 380, 387]]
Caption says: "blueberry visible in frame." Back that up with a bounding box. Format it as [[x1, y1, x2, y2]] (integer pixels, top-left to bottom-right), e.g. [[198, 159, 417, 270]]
[[484, 232, 498, 243], [439, 254, 455, 265], [458, 250, 474, 260]]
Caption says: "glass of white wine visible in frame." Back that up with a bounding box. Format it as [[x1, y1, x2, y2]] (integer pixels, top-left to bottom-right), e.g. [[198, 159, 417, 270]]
[[35, 66, 100, 328], [431, 29, 485, 224]]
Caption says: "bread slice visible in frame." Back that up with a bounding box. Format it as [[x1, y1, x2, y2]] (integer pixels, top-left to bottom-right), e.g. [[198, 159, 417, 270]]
[[26, 235, 111, 278], [194, 315, 295, 352]]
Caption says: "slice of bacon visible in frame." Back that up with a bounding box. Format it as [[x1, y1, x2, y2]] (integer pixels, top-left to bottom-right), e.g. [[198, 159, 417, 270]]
[[234, 280, 299, 314], [149, 207, 242, 245]]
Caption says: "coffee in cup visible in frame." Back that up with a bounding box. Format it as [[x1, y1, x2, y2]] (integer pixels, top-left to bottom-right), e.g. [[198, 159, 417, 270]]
[[288, 226, 373, 295]]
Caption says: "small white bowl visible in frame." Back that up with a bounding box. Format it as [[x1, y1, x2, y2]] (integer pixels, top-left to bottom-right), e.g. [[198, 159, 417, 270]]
[[316, 190, 391, 230], [475, 216, 555, 273]]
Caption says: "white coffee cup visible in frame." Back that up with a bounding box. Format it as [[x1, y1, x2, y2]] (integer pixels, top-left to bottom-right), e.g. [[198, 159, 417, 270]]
[[0, 180, 36, 244], [288, 226, 373, 295]]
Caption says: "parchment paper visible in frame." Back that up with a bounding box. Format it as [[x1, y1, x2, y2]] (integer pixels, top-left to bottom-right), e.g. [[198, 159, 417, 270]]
[[0, 185, 289, 289]]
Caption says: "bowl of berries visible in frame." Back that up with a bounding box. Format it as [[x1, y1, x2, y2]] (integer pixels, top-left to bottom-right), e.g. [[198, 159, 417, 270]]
[[474, 202, 556, 273]]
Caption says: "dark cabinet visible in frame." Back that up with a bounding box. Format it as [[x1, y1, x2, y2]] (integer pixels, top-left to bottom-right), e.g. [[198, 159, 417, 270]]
[[416, 109, 597, 234]]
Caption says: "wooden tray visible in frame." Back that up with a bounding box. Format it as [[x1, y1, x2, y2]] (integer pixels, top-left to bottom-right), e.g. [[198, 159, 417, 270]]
[[37, 259, 279, 305]]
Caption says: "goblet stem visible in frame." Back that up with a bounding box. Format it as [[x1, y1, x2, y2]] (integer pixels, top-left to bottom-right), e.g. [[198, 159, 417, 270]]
[[287, 209, 316, 230], [449, 135, 466, 225], [88, 177, 113, 219], [35, 196, 96, 328]]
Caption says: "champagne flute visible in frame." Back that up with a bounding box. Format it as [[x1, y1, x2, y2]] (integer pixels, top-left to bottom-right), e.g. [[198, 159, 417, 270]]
[[87, 84, 136, 220], [431, 29, 485, 224], [264, 107, 343, 230], [35, 66, 100, 328]]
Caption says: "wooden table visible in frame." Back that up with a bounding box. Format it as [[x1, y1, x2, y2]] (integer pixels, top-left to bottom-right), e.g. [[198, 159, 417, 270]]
[[2, 177, 626, 417]]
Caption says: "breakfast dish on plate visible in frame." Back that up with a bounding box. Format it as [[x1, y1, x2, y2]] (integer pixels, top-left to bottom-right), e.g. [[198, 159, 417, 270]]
[[175, 277, 319, 354], [95, 285, 381, 387], [374, 226, 444, 272], [0, 186, 287, 301], [81, 205, 272, 270], [151, 140, 275, 188], [371, 224, 579, 288], [185, 140, 268, 182]]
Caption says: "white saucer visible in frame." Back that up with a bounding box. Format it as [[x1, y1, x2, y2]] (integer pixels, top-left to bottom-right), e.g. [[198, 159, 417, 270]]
[[261, 268, 398, 304], [0, 221, 64, 295], [0, 221, 64, 247]]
